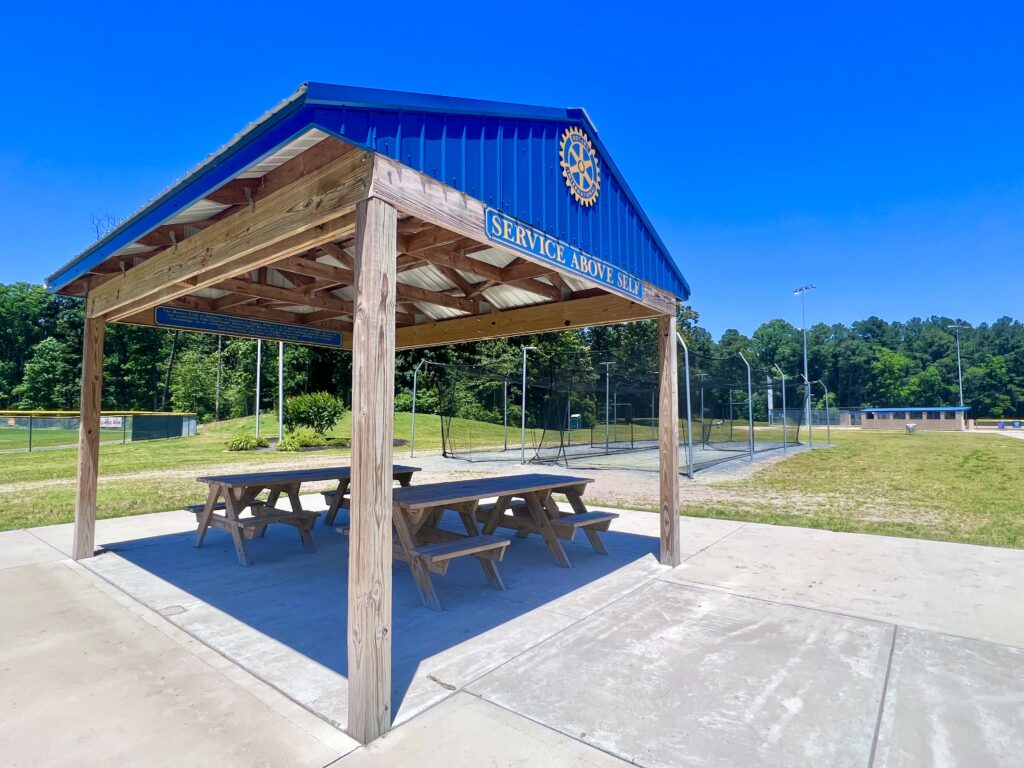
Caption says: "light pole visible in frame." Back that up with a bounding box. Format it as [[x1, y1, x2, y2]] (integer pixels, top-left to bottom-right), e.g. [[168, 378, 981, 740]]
[[793, 284, 817, 448], [520, 346, 537, 464], [255, 339, 262, 437], [948, 323, 966, 407], [410, 359, 425, 457], [600, 361, 614, 453], [277, 341, 284, 442]]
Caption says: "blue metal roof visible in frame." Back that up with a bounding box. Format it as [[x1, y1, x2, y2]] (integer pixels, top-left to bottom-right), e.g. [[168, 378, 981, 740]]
[[861, 406, 971, 413], [46, 83, 690, 300]]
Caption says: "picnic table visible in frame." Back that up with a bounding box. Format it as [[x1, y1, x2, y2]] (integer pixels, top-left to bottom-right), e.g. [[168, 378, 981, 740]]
[[391, 473, 618, 609], [190, 465, 420, 566]]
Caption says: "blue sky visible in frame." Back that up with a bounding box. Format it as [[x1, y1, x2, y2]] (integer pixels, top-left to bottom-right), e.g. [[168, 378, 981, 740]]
[[1, 1, 1021, 338]]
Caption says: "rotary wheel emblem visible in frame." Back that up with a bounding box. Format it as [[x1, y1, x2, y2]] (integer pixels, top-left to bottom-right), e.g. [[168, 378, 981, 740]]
[[560, 127, 600, 206]]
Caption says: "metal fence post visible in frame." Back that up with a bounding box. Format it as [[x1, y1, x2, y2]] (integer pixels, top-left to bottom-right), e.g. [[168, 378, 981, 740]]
[[676, 333, 695, 478], [774, 365, 787, 453], [410, 359, 424, 458], [819, 380, 832, 444], [738, 352, 754, 462], [28, 415, 33, 452]]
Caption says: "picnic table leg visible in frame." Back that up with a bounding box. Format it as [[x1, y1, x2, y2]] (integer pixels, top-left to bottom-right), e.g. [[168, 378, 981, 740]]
[[393, 508, 442, 610], [224, 487, 253, 567], [555, 488, 608, 555], [481, 495, 511, 536], [523, 491, 572, 568], [396, 472, 414, 488], [194, 485, 221, 548], [325, 478, 350, 527], [286, 483, 317, 553], [455, 502, 505, 591]]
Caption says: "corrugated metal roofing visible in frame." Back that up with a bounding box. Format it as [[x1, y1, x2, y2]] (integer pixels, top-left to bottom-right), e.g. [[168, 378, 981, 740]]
[[46, 83, 689, 302]]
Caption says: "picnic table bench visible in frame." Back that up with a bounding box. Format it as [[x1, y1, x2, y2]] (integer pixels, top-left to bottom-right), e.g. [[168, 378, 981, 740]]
[[391, 473, 617, 609], [188, 465, 420, 566]]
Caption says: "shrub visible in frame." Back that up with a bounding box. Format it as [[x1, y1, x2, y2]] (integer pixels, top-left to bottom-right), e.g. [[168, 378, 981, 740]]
[[226, 434, 269, 451], [284, 392, 346, 435], [276, 427, 328, 452]]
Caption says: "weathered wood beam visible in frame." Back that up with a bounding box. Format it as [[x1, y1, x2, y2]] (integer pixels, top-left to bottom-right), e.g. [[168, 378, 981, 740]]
[[72, 317, 104, 560], [658, 314, 681, 566], [412, 246, 560, 301], [395, 293, 660, 350], [216, 277, 355, 315], [395, 282, 479, 314], [273, 254, 355, 285], [204, 179, 260, 206], [317, 241, 355, 269], [398, 225, 464, 255], [89, 148, 371, 320], [347, 197, 397, 744], [136, 219, 222, 248], [434, 264, 474, 297], [212, 292, 257, 311], [370, 154, 678, 315]]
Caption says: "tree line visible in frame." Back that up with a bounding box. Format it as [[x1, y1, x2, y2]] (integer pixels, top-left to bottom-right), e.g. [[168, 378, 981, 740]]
[[1, 282, 1021, 419]]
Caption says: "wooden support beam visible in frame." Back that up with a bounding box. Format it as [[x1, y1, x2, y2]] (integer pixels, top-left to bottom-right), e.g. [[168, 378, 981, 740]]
[[370, 154, 677, 315], [72, 317, 105, 560], [658, 314, 681, 566], [347, 197, 396, 744], [317, 241, 355, 269], [273, 254, 355, 286], [395, 293, 660, 349], [395, 281, 479, 314], [434, 264, 474, 297], [212, 278, 355, 314], [88, 148, 371, 320], [413, 247, 560, 301]]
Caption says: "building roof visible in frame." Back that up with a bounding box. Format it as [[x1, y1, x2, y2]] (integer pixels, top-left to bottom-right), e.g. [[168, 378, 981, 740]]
[[45, 83, 690, 301], [860, 406, 971, 413]]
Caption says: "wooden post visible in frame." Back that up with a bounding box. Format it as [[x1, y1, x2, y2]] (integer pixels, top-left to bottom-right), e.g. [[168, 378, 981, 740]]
[[347, 197, 397, 743], [72, 315, 105, 560], [658, 314, 681, 566]]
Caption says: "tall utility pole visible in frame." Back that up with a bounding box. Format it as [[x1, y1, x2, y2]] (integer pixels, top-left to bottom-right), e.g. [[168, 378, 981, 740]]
[[255, 339, 262, 437], [773, 364, 787, 453], [520, 346, 537, 464], [793, 284, 816, 448], [215, 335, 223, 421], [948, 323, 966, 407], [278, 342, 285, 442], [600, 361, 614, 453]]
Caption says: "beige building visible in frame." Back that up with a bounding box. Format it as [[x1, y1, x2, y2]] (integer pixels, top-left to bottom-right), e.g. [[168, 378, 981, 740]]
[[860, 407, 969, 431]]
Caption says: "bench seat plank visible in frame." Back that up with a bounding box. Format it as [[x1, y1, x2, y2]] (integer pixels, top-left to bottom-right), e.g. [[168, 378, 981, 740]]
[[414, 535, 509, 564]]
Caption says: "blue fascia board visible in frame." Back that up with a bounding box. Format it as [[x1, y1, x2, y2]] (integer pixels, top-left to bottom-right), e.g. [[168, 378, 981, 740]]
[[860, 406, 971, 413], [47, 83, 690, 301]]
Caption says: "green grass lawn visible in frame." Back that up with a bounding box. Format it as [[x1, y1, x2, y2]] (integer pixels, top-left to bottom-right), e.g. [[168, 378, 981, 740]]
[[2, 415, 1021, 550], [683, 429, 1024, 548], [0, 412, 506, 531]]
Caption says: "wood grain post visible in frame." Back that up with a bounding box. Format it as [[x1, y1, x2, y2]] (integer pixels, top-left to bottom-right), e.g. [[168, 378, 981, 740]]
[[347, 197, 397, 743], [658, 314, 681, 566], [72, 315, 105, 560]]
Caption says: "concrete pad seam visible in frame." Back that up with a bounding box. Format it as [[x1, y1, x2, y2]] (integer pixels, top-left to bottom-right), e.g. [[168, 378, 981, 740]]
[[25, 526, 76, 558], [655, 575, 1024, 650], [680, 519, 749, 563], [460, 688, 645, 767], [866, 625, 898, 768], [59, 556, 358, 757]]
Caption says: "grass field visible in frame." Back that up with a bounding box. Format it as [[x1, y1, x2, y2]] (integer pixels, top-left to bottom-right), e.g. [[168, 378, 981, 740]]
[[0, 413, 506, 531], [681, 429, 1024, 549], [1, 416, 1021, 550]]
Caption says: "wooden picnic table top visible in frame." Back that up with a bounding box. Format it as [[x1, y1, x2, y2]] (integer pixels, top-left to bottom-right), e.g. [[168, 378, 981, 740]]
[[392, 473, 593, 510], [196, 465, 421, 487]]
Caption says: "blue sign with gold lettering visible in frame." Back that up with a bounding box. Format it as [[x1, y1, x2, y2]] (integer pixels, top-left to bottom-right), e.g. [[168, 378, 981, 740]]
[[154, 307, 343, 347], [484, 208, 643, 301]]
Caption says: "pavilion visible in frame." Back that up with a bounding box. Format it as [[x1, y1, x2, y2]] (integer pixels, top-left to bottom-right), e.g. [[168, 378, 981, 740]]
[[44, 83, 692, 743]]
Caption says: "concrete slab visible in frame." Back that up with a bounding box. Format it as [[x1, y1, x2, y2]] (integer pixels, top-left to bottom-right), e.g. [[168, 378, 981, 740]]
[[0, 528, 65, 570], [78, 504, 660, 730], [662, 522, 1024, 647], [336, 692, 631, 766], [469, 580, 893, 768], [0, 560, 354, 768], [874, 628, 1024, 768], [27, 508, 197, 556]]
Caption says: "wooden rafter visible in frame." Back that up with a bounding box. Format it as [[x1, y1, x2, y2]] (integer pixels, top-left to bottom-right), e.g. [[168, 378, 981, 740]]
[[215, 277, 355, 315]]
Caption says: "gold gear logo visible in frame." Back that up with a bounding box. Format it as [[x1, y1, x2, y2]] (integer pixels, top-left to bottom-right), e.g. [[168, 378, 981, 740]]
[[560, 127, 600, 206]]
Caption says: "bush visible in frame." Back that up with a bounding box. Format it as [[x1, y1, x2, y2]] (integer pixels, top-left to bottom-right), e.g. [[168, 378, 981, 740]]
[[276, 427, 328, 452], [225, 434, 269, 451], [284, 392, 346, 435]]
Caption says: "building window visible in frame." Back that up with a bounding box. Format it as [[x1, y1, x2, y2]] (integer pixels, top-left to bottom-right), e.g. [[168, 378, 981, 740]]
[[945, 412, 956, 420], [928, 411, 941, 420]]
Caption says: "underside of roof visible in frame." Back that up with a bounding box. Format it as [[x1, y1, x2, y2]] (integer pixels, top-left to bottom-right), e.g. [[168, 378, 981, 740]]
[[46, 83, 690, 302]]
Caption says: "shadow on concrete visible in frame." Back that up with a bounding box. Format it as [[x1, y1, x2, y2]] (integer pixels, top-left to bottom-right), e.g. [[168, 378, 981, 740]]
[[99, 504, 661, 723]]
